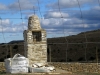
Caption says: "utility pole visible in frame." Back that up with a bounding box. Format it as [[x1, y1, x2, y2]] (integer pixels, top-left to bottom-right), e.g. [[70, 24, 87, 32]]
[[10, 46, 12, 58], [96, 47, 98, 64], [49, 45, 51, 62]]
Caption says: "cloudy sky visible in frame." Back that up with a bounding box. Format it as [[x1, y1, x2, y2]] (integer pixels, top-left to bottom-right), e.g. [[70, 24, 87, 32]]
[[0, 0, 100, 43]]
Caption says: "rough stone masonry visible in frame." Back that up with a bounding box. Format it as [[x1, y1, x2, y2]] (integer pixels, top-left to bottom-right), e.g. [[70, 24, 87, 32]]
[[24, 15, 47, 65]]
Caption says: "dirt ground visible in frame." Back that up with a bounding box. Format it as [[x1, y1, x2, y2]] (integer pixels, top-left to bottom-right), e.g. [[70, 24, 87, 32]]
[[1, 68, 100, 75], [0, 68, 78, 75]]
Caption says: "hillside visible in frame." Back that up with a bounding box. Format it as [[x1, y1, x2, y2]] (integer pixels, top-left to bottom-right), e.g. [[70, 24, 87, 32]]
[[0, 29, 100, 62], [47, 29, 100, 62]]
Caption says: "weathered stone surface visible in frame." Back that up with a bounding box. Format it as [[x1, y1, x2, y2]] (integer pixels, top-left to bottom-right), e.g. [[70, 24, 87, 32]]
[[49, 63, 100, 73], [1, 62, 100, 73], [28, 15, 41, 30], [24, 15, 47, 65]]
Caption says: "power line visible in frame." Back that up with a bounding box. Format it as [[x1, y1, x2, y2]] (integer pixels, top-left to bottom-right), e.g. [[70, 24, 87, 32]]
[[98, 0, 100, 6], [18, 0, 24, 32], [12, 0, 25, 37], [0, 17, 70, 19], [1, 42, 100, 46], [37, 0, 43, 18], [1, 18, 28, 19], [0, 18, 7, 44], [18, 0, 22, 19], [0, 17, 9, 58], [57, 0, 68, 39], [33, 6, 36, 15], [76, 0, 88, 62], [57, 0, 69, 62]]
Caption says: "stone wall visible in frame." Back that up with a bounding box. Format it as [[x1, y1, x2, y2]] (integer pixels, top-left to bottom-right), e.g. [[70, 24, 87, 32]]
[[49, 62, 100, 73], [1, 62, 100, 73], [0, 62, 5, 72]]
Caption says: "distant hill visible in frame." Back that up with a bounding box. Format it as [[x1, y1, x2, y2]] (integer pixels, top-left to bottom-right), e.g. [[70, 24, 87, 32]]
[[0, 29, 100, 62], [8, 40, 24, 44]]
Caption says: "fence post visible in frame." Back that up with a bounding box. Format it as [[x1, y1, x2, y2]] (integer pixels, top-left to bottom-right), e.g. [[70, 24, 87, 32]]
[[10, 45, 12, 58], [96, 47, 98, 64], [49, 45, 51, 62]]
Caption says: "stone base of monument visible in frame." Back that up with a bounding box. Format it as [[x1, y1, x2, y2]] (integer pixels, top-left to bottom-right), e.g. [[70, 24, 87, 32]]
[[29, 63, 55, 73]]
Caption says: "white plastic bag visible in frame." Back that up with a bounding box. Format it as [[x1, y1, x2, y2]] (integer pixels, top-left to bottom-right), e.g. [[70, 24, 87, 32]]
[[4, 53, 29, 73]]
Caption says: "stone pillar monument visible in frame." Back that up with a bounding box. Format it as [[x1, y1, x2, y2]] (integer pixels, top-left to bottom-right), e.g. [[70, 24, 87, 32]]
[[24, 15, 47, 65]]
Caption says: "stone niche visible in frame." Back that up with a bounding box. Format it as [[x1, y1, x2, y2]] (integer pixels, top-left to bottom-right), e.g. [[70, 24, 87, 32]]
[[23, 15, 47, 65]]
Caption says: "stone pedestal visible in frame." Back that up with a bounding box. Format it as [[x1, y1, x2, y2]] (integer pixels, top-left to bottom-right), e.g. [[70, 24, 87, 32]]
[[24, 15, 47, 65]]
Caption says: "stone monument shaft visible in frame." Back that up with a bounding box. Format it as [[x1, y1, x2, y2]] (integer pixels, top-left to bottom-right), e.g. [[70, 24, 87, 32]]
[[24, 15, 47, 65]]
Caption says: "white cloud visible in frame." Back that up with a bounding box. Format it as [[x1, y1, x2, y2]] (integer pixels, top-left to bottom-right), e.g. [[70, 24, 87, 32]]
[[58, 0, 78, 8], [0, 0, 99, 36], [44, 11, 69, 18], [0, 3, 8, 10], [41, 18, 64, 26], [0, 27, 10, 32], [8, 0, 37, 10], [41, 19, 50, 26], [0, 25, 25, 33], [0, 19, 11, 26], [9, 33, 19, 36], [47, 0, 96, 8], [40, 16, 95, 35], [92, 6, 100, 10], [0, 19, 28, 33]]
